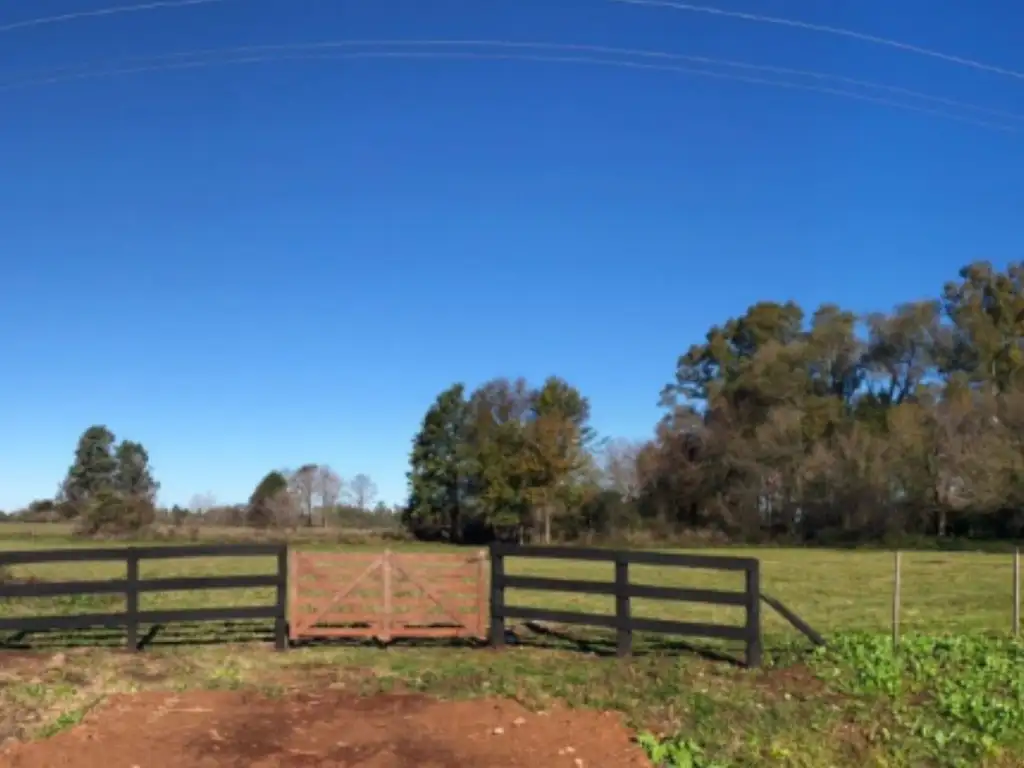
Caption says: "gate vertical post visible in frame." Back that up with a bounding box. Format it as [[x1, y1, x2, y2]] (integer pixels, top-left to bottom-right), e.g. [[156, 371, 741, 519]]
[[287, 549, 299, 641], [381, 549, 392, 643]]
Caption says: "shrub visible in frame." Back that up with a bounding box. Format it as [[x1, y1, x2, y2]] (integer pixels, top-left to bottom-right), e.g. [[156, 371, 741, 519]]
[[75, 491, 156, 536]]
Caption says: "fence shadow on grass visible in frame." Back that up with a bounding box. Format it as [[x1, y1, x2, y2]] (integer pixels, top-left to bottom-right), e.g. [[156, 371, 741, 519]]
[[513, 621, 746, 666], [1, 620, 278, 651]]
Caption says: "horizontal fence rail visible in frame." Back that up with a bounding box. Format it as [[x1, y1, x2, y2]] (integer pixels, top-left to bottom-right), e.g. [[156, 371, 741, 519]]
[[489, 543, 765, 667], [0, 544, 288, 651]]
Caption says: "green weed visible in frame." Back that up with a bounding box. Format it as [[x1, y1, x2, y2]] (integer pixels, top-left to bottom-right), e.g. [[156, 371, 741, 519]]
[[808, 632, 1024, 767], [637, 732, 726, 767]]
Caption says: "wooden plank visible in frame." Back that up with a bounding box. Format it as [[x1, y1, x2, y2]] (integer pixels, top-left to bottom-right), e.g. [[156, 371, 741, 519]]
[[389, 626, 477, 638], [132, 544, 285, 560], [393, 618, 466, 626], [136, 574, 281, 592], [0, 579, 128, 598], [300, 626, 379, 638], [299, 613, 380, 626], [391, 557, 483, 569], [490, 543, 757, 571]]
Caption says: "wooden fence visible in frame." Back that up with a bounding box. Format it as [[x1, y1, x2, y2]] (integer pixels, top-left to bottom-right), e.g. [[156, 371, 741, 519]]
[[0, 543, 823, 665], [489, 543, 823, 668], [0, 544, 288, 651]]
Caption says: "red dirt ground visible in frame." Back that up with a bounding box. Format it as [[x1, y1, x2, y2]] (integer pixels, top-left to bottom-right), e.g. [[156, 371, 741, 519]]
[[0, 690, 652, 767]]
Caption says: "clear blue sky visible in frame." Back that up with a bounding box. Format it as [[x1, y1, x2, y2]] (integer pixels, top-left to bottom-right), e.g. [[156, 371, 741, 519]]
[[2, 0, 1021, 510]]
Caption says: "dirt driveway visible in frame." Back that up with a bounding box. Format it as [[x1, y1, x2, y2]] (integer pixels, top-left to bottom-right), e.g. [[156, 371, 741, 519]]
[[1, 690, 651, 767]]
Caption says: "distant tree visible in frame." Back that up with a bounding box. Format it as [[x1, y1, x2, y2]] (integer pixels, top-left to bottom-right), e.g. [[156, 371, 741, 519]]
[[76, 489, 156, 536], [188, 493, 217, 516], [405, 384, 471, 539], [60, 426, 117, 515], [523, 376, 595, 543], [600, 439, 644, 500], [315, 465, 342, 526], [170, 504, 189, 527], [113, 440, 159, 503], [350, 473, 378, 512], [289, 464, 319, 527], [248, 470, 292, 528]]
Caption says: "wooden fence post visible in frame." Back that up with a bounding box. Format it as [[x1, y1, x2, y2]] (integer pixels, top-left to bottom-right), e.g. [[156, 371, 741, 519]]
[[892, 550, 902, 651], [275, 545, 288, 651], [615, 553, 632, 657], [125, 548, 139, 652], [744, 560, 762, 669], [489, 543, 505, 647], [1013, 548, 1020, 639]]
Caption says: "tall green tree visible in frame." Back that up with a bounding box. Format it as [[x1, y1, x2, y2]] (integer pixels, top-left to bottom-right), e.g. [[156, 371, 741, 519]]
[[405, 384, 471, 540], [113, 440, 159, 502], [248, 470, 291, 528], [60, 425, 118, 513], [942, 261, 1024, 393], [523, 376, 595, 543]]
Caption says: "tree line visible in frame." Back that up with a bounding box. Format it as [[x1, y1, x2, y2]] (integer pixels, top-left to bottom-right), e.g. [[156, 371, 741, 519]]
[[4, 426, 393, 534], [405, 261, 1024, 545]]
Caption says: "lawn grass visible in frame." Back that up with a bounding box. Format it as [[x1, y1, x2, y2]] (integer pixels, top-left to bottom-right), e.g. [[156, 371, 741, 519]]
[[1, 531, 1022, 767]]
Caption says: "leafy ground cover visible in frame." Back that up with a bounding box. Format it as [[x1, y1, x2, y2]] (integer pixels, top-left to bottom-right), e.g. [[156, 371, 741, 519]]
[[1, 533, 1022, 766]]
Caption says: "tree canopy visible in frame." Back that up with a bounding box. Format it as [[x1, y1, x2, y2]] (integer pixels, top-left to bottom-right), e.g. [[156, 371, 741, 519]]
[[405, 261, 1024, 545]]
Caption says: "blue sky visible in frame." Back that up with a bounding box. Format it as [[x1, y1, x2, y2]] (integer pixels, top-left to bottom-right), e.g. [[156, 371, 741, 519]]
[[1, 0, 1021, 510]]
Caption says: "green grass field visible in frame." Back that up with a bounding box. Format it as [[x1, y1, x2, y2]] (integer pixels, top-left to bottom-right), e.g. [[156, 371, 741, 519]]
[[1, 528, 1022, 767]]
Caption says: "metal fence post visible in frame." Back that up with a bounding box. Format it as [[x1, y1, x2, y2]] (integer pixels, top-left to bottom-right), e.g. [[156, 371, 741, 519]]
[[1013, 548, 1020, 639], [892, 550, 902, 651]]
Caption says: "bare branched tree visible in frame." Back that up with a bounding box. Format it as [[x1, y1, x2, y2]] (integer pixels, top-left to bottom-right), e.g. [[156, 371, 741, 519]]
[[349, 473, 378, 512], [288, 464, 319, 527], [600, 438, 644, 500], [314, 465, 342, 527], [187, 492, 216, 516]]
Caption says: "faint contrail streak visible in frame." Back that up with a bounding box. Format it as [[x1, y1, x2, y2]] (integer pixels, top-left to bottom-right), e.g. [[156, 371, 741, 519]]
[[5, 38, 1021, 123], [0, 48, 1015, 132], [611, 0, 1024, 80], [0, 0, 238, 35]]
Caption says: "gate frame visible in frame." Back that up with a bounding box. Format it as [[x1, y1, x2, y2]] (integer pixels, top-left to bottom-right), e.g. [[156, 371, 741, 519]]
[[288, 548, 487, 642]]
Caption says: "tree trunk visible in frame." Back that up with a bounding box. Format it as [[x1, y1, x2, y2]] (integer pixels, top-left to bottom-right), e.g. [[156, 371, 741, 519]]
[[544, 506, 552, 544]]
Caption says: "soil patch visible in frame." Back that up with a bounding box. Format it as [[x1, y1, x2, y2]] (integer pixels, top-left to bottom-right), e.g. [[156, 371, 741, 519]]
[[0, 690, 651, 767]]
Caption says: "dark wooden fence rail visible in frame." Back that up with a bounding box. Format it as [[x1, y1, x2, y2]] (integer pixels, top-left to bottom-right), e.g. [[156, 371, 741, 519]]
[[490, 544, 768, 666], [0, 544, 288, 651]]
